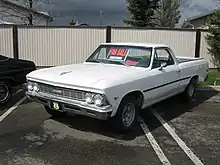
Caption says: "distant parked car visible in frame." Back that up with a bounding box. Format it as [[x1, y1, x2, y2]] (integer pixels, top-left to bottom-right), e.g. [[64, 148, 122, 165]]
[[0, 54, 36, 104]]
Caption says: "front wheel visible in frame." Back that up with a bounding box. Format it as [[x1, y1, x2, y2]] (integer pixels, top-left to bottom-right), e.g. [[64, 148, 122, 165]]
[[110, 95, 139, 133], [0, 81, 12, 105]]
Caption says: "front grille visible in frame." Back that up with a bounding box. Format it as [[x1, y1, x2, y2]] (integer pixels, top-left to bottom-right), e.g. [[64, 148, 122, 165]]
[[38, 83, 86, 101]]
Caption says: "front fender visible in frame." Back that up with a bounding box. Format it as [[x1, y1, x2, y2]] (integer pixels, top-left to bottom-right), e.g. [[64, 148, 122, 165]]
[[105, 87, 144, 117]]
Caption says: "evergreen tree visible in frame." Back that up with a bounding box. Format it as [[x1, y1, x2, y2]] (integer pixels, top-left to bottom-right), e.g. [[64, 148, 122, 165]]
[[205, 9, 220, 70], [153, 0, 181, 27], [124, 0, 160, 27]]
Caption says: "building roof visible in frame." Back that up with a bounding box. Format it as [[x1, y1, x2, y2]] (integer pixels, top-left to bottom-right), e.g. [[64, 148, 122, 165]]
[[0, 19, 14, 24], [101, 42, 169, 48], [186, 9, 218, 22], [181, 9, 219, 28], [0, 0, 53, 22]]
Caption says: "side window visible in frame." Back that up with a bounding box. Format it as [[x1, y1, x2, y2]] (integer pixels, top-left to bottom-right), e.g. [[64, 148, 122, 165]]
[[155, 48, 175, 66], [152, 52, 160, 69]]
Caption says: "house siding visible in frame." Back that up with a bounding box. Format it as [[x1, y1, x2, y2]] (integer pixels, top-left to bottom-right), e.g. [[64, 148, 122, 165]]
[[189, 16, 210, 28]]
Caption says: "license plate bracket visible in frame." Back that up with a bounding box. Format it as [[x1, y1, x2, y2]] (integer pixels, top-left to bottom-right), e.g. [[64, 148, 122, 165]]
[[50, 101, 62, 111]]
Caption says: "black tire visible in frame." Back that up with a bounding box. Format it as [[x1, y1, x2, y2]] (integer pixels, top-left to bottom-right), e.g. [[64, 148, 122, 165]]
[[0, 81, 12, 105], [110, 95, 139, 133], [44, 105, 66, 117], [182, 78, 197, 102]]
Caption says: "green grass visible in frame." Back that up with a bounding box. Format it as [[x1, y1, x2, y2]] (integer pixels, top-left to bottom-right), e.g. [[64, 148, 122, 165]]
[[199, 69, 220, 86]]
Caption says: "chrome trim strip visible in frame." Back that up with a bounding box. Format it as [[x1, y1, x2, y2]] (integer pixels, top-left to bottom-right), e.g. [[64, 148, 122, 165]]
[[26, 91, 112, 113], [38, 82, 86, 101], [26, 77, 105, 94]]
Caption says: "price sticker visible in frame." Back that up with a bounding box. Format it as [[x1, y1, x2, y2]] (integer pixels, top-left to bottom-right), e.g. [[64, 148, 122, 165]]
[[108, 48, 128, 57]]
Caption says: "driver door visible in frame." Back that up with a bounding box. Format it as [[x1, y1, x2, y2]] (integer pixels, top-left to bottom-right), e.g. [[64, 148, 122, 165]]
[[143, 47, 181, 105]]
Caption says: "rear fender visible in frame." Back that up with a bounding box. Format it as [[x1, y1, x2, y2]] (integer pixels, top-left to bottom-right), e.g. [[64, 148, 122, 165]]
[[0, 77, 15, 86]]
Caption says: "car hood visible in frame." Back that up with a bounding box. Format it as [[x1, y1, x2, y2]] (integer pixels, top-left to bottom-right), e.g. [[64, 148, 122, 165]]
[[27, 62, 147, 89]]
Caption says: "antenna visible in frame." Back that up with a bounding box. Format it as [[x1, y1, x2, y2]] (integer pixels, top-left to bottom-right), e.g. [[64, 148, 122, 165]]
[[99, 10, 103, 25]]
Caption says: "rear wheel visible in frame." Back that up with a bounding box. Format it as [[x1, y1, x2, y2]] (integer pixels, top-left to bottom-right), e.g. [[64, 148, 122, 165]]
[[182, 78, 197, 102], [44, 105, 66, 117], [110, 95, 139, 133], [0, 81, 12, 105]]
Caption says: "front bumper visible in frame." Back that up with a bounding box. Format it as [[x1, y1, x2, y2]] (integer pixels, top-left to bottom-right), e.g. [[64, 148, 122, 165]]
[[26, 91, 112, 120]]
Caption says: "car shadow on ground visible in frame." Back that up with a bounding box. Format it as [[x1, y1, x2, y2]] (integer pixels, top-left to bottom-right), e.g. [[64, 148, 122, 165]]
[[50, 114, 144, 141], [50, 89, 219, 141], [141, 89, 219, 132], [0, 87, 25, 111]]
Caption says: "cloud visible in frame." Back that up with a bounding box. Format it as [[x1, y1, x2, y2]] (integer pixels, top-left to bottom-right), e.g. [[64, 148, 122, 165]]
[[38, 0, 127, 12], [36, 0, 219, 25]]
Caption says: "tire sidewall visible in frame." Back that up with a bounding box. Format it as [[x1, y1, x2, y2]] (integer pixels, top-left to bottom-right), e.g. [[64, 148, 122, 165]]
[[0, 81, 12, 104], [112, 95, 139, 132], [184, 78, 196, 101]]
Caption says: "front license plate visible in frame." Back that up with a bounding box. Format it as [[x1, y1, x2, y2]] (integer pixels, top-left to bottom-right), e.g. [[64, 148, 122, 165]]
[[51, 102, 61, 111]]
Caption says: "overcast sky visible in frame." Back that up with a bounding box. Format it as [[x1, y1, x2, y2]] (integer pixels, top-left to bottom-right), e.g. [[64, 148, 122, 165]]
[[38, 0, 127, 12], [38, 0, 217, 11], [34, 0, 218, 25]]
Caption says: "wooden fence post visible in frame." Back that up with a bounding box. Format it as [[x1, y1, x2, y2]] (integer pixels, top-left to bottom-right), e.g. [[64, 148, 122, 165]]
[[195, 29, 201, 58], [12, 25, 19, 59], [106, 26, 111, 43]]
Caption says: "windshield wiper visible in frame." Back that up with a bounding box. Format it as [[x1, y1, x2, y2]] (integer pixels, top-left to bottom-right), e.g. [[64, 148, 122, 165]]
[[105, 60, 129, 66], [86, 59, 129, 66]]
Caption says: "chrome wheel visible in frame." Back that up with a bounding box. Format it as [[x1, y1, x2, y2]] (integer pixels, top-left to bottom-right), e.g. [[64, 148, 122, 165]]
[[0, 84, 9, 102], [122, 103, 136, 127]]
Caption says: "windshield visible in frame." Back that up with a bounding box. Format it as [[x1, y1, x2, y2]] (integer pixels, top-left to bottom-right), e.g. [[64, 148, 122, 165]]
[[86, 45, 153, 68]]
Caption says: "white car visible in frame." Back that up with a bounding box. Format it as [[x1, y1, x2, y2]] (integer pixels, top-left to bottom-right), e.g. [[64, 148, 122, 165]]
[[25, 42, 209, 133]]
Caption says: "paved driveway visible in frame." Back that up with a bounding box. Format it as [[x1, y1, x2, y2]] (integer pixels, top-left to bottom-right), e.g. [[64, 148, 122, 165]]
[[0, 88, 220, 165]]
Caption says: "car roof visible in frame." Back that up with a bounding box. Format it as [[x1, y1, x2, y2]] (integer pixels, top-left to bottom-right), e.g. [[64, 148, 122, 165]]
[[100, 42, 169, 48]]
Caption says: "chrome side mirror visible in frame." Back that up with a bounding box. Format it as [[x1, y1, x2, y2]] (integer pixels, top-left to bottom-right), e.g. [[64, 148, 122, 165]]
[[159, 62, 167, 70]]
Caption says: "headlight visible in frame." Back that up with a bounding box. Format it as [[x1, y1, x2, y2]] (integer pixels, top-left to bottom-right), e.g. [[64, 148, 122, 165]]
[[93, 94, 105, 106], [33, 83, 39, 92], [85, 93, 108, 106], [27, 82, 33, 91], [85, 93, 93, 104], [27, 81, 39, 92]]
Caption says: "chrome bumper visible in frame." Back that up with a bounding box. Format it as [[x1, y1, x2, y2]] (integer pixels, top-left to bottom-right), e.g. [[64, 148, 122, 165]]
[[26, 91, 112, 120]]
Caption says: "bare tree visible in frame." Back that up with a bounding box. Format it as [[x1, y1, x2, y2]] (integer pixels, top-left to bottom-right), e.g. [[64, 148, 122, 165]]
[[0, 0, 52, 25], [17, 0, 52, 25]]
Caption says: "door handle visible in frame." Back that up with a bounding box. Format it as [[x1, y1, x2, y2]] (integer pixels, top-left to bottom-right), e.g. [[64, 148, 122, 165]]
[[177, 70, 181, 73]]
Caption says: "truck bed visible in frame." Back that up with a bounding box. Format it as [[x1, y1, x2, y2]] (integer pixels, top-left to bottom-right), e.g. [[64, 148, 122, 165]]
[[176, 57, 204, 64]]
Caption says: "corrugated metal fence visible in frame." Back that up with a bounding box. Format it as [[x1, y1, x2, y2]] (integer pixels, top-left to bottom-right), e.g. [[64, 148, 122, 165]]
[[0, 26, 13, 58], [0, 25, 214, 68], [18, 27, 106, 66]]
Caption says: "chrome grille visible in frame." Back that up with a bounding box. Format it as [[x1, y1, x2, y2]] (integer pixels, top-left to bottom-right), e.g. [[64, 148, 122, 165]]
[[38, 83, 85, 101]]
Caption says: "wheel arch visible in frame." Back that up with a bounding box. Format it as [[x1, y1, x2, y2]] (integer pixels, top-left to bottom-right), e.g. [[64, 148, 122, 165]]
[[111, 89, 144, 117], [0, 77, 15, 85], [192, 75, 199, 82]]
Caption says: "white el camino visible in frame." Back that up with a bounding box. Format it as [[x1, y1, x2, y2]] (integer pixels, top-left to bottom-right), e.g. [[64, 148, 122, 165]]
[[26, 42, 209, 133]]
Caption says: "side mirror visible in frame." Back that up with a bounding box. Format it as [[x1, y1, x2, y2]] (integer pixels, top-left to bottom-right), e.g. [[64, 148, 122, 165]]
[[159, 62, 167, 70]]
